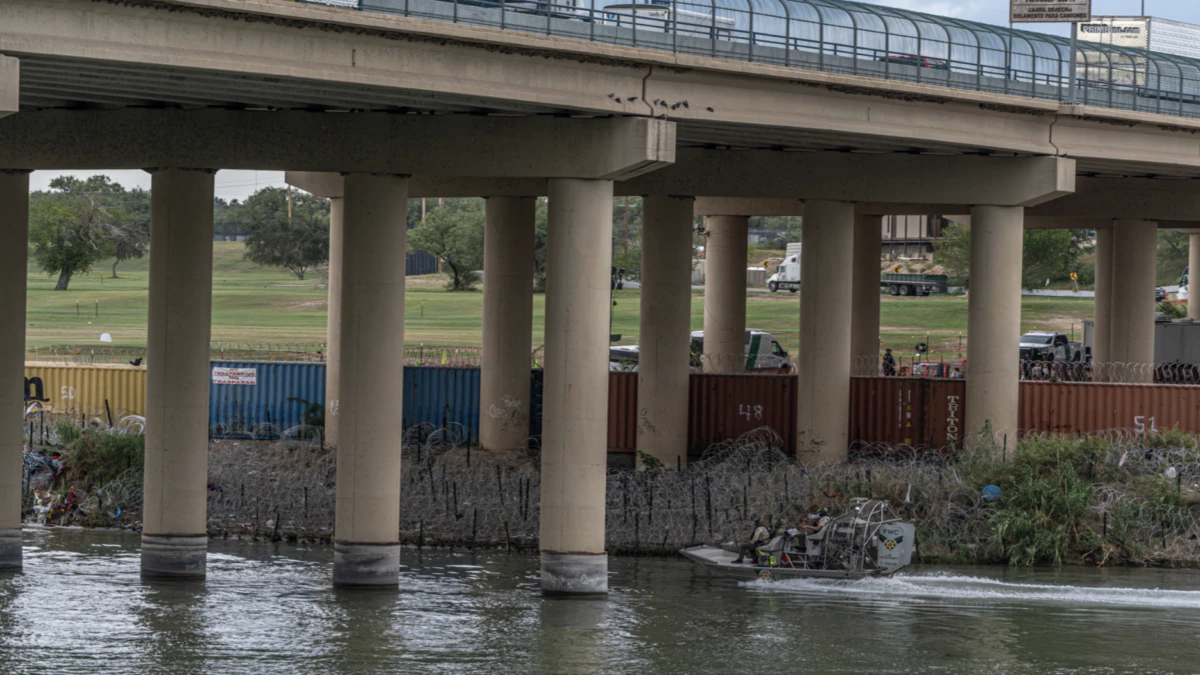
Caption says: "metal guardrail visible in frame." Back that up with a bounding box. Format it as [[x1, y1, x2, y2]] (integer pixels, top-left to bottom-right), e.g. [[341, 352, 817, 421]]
[[298, 0, 1200, 120]]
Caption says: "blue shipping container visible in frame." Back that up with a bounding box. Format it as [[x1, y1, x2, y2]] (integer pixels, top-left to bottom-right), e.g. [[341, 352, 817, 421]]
[[208, 362, 491, 442], [403, 367, 481, 443], [209, 361, 327, 438]]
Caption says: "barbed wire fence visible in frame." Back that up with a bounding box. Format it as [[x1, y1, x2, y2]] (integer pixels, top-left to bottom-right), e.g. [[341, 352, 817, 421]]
[[21, 398, 1200, 564]]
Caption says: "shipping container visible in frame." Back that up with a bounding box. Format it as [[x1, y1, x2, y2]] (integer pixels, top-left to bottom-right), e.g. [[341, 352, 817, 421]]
[[608, 372, 638, 451], [849, 377, 965, 451], [403, 366, 481, 442], [687, 373, 796, 452], [24, 362, 147, 419], [209, 361, 327, 437], [1018, 381, 1200, 436], [1078, 17, 1200, 99]]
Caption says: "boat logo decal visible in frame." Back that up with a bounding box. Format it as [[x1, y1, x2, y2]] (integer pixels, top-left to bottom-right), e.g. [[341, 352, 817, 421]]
[[758, 570, 773, 582]]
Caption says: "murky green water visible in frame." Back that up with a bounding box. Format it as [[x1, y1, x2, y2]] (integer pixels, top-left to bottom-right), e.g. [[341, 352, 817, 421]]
[[3, 528, 1200, 674]]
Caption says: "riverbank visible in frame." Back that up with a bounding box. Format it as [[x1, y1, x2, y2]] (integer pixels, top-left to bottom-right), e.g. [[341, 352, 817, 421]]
[[22, 425, 1200, 567]]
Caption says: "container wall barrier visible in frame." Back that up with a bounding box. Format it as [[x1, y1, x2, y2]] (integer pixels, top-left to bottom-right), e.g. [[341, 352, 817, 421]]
[[24, 362, 147, 420], [28, 364, 1200, 450], [209, 360, 328, 437], [1018, 381, 1200, 437]]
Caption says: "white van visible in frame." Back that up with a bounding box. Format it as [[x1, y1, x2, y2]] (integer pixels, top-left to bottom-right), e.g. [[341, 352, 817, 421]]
[[609, 330, 791, 372]]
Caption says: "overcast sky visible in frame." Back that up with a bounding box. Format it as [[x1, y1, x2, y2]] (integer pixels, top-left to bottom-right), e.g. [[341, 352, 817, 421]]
[[33, 0, 1200, 197]]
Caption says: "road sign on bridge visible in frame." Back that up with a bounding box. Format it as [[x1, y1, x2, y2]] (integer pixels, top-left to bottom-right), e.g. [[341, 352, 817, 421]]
[[1011, 0, 1091, 24]]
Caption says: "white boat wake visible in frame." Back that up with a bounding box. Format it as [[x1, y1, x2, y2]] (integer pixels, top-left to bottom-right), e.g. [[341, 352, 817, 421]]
[[753, 571, 1200, 609]]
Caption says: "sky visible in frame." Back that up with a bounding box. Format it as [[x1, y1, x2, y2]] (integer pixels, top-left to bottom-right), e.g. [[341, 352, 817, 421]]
[[32, 0, 1200, 194]]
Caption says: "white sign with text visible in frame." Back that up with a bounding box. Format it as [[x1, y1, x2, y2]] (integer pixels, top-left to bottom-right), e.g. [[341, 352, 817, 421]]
[[1011, 0, 1091, 24], [212, 367, 258, 386]]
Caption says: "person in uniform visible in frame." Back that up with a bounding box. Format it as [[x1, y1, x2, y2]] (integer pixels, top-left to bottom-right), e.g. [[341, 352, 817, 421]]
[[733, 517, 771, 564]]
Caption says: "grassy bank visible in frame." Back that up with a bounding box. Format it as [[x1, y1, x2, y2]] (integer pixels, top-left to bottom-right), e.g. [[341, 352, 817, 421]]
[[23, 421, 1200, 567], [25, 242, 1095, 356]]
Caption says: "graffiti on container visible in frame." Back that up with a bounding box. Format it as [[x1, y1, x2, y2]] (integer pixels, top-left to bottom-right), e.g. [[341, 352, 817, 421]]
[[946, 395, 961, 446], [60, 386, 76, 401], [23, 377, 49, 403], [738, 404, 763, 422], [1133, 415, 1158, 434], [327, 399, 339, 417]]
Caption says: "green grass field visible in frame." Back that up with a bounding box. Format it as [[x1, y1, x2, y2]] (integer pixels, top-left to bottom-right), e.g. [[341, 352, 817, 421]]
[[24, 242, 1096, 357]]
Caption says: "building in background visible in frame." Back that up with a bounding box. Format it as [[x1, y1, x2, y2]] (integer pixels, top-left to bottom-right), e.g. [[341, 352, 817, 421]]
[[882, 215, 949, 260]]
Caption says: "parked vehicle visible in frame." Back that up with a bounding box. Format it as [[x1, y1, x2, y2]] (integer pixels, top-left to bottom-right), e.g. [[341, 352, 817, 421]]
[[608, 330, 790, 372], [1019, 331, 1082, 362], [766, 253, 799, 293], [1156, 286, 1167, 302], [881, 273, 946, 297]]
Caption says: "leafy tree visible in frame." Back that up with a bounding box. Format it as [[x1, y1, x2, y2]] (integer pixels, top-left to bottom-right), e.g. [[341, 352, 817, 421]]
[[408, 203, 485, 291], [28, 176, 127, 290], [1158, 229, 1189, 286], [933, 221, 1091, 290], [214, 197, 247, 239], [100, 187, 150, 278], [242, 187, 330, 280], [932, 220, 971, 278]]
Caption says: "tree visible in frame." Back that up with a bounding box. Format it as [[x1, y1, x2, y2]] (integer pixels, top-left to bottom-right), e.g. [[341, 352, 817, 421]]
[[242, 187, 330, 280], [27, 176, 128, 290], [933, 221, 1090, 289], [407, 203, 485, 291], [100, 187, 151, 278], [1158, 229, 1189, 285], [932, 220, 971, 278]]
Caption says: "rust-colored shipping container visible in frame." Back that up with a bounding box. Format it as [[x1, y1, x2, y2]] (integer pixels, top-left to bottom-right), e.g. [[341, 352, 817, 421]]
[[687, 373, 797, 451], [607, 372, 638, 452], [1019, 381, 1200, 436], [849, 377, 965, 450]]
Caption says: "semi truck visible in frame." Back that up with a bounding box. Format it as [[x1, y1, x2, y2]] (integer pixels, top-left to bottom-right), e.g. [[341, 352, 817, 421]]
[[881, 273, 947, 297]]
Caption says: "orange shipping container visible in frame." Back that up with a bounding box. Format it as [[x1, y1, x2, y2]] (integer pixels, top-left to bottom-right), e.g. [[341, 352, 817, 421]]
[[1018, 381, 1200, 436]]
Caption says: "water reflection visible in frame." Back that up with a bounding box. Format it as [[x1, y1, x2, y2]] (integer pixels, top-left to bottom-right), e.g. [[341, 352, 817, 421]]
[[2, 530, 1200, 674]]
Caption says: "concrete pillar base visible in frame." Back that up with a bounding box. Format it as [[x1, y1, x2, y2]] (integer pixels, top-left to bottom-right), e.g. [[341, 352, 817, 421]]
[[540, 552, 608, 596], [0, 528, 20, 569], [333, 542, 400, 587], [140, 534, 207, 579]]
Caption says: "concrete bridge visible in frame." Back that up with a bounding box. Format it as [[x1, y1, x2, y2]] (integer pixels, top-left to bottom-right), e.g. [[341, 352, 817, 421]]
[[3, 0, 1200, 593]]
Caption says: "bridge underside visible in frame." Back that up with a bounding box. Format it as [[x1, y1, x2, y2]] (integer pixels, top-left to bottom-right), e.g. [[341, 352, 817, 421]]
[[1, 0, 1199, 593]]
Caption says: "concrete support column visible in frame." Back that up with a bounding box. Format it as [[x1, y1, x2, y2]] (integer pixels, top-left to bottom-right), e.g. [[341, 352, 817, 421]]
[[325, 197, 344, 448], [333, 174, 409, 587], [966, 206, 1023, 447], [0, 170, 30, 570], [703, 215, 748, 373], [540, 179, 614, 595], [1092, 227, 1114, 372], [796, 201, 855, 465], [637, 195, 695, 469], [480, 196, 536, 452], [851, 214, 883, 375], [141, 168, 215, 579], [1110, 219, 1158, 381], [1189, 234, 1200, 320]]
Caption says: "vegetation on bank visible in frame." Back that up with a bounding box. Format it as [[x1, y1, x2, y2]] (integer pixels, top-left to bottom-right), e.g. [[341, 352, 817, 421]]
[[19, 419, 1200, 567]]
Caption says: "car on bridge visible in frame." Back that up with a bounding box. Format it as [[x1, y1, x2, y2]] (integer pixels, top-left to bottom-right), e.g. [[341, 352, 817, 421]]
[[876, 54, 949, 71]]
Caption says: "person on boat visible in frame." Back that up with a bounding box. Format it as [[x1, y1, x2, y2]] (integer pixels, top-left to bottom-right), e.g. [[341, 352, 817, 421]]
[[802, 509, 831, 534], [733, 517, 770, 564]]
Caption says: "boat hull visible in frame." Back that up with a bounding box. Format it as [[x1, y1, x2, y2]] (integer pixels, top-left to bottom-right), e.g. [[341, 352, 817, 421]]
[[679, 545, 899, 581]]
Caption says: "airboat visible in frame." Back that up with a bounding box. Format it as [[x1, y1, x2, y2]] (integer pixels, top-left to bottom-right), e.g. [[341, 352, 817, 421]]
[[680, 499, 916, 581]]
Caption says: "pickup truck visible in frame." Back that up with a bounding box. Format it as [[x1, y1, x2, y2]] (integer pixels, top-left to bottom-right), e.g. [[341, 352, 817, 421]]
[[1019, 331, 1083, 362]]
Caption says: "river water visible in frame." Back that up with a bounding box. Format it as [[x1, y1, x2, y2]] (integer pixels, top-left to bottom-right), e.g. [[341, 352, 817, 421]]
[[3, 528, 1200, 674]]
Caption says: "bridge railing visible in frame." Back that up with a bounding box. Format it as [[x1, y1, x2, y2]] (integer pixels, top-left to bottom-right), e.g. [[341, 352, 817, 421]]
[[296, 0, 1200, 119]]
